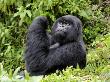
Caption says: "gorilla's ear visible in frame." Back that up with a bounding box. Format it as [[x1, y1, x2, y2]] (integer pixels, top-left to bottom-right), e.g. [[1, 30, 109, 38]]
[[77, 20, 83, 36]]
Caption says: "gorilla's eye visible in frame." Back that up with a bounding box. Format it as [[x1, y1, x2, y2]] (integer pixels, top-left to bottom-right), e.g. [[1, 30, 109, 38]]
[[63, 21, 68, 24], [66, 23, 70, 26], [60, 21, 69, 26], [60, 22, 63, 25], [58, 22, 71, 28], [62, 21, 70, 26]]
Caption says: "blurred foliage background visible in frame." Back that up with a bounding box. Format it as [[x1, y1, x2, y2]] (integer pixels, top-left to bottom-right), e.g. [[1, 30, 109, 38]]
[[0, 0, 110, 81]]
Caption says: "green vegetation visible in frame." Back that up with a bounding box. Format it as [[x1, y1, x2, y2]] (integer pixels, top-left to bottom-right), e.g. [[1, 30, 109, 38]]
[[0, 0, 110, 82]]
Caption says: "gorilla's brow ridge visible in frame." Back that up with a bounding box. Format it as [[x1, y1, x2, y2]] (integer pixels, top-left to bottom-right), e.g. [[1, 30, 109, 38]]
[[56, 22, 71, 31]]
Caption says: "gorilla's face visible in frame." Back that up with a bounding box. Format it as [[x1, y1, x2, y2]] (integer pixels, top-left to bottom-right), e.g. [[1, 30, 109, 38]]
[[52, 15, 82, 44], [55, 20, 72, 33]]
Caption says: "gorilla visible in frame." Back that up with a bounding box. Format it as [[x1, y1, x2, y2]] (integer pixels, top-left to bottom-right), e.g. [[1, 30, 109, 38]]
[[24, 15, 86, 76]]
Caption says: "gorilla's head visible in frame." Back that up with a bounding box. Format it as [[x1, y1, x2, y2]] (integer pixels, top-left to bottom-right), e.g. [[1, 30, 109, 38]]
[[52, 15, 83, 44]]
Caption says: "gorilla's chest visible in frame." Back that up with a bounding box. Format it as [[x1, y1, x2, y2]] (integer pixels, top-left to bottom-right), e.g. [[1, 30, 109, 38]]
[[50, 42, 82, 57]]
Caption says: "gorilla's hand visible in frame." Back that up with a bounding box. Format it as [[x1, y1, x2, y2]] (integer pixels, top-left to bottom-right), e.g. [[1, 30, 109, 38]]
[[29, 16, 48, 31], [49, 43, 60, 49]]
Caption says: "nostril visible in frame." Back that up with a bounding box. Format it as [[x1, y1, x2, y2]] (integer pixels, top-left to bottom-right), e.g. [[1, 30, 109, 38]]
[[56, 29, 60, 32]]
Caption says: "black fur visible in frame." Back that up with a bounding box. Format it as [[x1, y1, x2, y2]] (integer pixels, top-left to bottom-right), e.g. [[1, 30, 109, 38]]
[[24, 15, 86, 76]]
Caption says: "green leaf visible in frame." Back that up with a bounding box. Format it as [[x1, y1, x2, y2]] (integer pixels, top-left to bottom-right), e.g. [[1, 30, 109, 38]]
[[19, 19, 23, 26], [13, 12, 19, 17], [79, 10, 90, 19], [26, 3, 31, 8], [20, 12, 26, 19], [13, 67, 21, 77], [18, 6, 24, 12], [26, 10, 32, 18]]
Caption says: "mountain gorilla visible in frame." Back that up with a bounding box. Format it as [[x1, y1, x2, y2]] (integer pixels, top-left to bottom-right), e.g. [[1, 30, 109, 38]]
[[24, 15, 86, 76]]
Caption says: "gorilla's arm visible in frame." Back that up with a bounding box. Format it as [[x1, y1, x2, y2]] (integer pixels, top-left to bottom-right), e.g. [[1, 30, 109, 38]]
[[46, 32, 60, 49], [24, 16, 50, 75], [24, 16, 64, 75]]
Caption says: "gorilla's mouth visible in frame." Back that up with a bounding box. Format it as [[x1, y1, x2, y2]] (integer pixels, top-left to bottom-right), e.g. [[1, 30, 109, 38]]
[[53, 31, 66, 43]]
